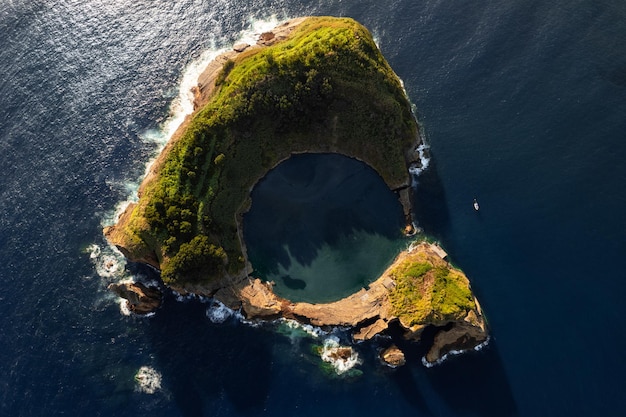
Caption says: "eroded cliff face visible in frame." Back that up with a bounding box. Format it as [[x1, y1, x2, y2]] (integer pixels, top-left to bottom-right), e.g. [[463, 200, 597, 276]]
[[216, 242, 487, 365]]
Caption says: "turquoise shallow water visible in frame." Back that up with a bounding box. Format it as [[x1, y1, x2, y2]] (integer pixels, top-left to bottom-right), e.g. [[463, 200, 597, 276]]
[[243, 153, 408, 303], [1, 1, 626, 416]]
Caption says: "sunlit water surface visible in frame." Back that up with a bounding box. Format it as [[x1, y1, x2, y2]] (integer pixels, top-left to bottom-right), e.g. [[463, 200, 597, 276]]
[[1, 1, 625, 416]]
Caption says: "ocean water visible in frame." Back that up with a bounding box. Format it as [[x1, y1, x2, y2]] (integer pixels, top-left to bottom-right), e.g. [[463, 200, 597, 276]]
[[243, 153, 407, 303], [1, 1, 625, 416]]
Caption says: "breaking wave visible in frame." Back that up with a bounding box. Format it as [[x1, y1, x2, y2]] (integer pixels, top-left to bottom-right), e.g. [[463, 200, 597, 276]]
[[172, 290, 203, 303], [277, 318, 327, 340], [205, 299, 235, 323], [86, 243, 126, 280], [421, 336, 492, 368], [135, 366, 162, 394], [397, 76, 431, 183], [319, 336, 361, 375], [408, 142, 431, 181]]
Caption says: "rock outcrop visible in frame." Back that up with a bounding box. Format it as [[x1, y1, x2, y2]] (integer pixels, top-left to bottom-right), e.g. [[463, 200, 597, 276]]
[[216, 242, 487, 364], [380, 345, 406, 368], [425, 310, 488, 364], [353, 319, 389, 342], [108, 282, 162, 315]]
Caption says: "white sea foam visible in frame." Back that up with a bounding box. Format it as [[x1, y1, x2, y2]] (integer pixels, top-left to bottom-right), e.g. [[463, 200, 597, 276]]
[[135, 366, 162, 394], [87, 243, 161, 316], [172, 290, 196, 303], [87, 243, 127, 280], [319, 336, 361, 375], [408, 142, 431, 181], [421, 336, 492, 368], [116, 296, 156, 318], [100, 16, 284, 229], [279, 318, 327, 339], [118, 298, 132, 316], [396, 76, 431, 183], [238, 16, 281, 45], [205, 299, 235, 323]]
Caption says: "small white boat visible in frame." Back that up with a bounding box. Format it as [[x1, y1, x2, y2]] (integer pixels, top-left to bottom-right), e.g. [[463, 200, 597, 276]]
[[473, 198, 480, 211]]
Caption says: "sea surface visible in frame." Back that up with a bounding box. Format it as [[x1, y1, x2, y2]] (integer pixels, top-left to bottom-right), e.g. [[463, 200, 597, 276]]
[[1, 1, 625, 416], [243, 153, 408, 303]]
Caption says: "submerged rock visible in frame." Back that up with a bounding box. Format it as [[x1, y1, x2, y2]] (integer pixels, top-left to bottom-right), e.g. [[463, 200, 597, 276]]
[[108, 282, 162, 315]]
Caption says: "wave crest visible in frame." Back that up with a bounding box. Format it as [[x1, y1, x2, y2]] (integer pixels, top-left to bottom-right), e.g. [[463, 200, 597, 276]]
[[205, 299, 235, 323], [422, 336, 491, 368], [135, 366, 162, 394], [319, 336, 361, 375]]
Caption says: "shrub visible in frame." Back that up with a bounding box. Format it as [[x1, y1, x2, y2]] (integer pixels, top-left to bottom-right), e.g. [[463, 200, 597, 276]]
[[161, 235, 226, 284]]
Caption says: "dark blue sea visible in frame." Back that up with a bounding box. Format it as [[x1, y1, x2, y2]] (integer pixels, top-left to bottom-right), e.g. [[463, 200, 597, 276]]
[[1, 1, 625, 416]]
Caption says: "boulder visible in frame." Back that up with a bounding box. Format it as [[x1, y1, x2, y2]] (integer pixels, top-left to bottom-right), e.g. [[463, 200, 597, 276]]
[[380, 345, 406, 368], [232, 43, 250, 52], [327, 347, 353, 361]]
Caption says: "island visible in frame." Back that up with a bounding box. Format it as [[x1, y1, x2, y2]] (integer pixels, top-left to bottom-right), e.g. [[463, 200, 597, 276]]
[[104, 16, 488, 366]]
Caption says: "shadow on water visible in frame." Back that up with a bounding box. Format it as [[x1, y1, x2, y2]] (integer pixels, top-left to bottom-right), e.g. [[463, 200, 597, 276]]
[[242, 153, 405, 275], [145, 293, 272, 417], [411, 156, 452, 241], [382, 323, 517, 416], [281, 274, 307, 289], [423, 339, 518, 417], [380, 158, 517, 416]]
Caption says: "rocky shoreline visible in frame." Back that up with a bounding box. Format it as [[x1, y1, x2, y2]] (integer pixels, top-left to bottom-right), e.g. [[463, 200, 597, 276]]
[[115, 240, 488, 366], [105, 17, 488, 367]]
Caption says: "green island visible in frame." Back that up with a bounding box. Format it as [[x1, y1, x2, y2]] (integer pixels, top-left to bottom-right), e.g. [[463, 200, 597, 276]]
[[105, 16, 420, 286], [105, 16, 488, 367]]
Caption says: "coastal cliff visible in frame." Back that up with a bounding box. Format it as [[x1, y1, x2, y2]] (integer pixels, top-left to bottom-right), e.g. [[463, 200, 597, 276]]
[[218, 241, 487, 365], [104, 16, 487, 365]]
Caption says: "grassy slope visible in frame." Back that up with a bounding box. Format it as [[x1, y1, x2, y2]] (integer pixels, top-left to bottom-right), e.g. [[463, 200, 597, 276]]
[[113, 17, 419, 286], [387, 248, 477, 328]]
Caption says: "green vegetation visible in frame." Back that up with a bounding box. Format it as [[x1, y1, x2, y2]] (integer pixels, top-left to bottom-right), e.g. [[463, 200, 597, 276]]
[[114, 17, 418, 286], [388, 256, 476, 326]]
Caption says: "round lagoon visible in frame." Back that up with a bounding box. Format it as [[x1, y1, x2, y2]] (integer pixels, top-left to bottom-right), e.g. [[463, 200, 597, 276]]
[[243, 153, 408, 304]]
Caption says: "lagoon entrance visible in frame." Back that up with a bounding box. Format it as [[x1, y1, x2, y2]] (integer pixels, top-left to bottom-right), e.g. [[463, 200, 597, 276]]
[[243, 153, 407, 303]]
